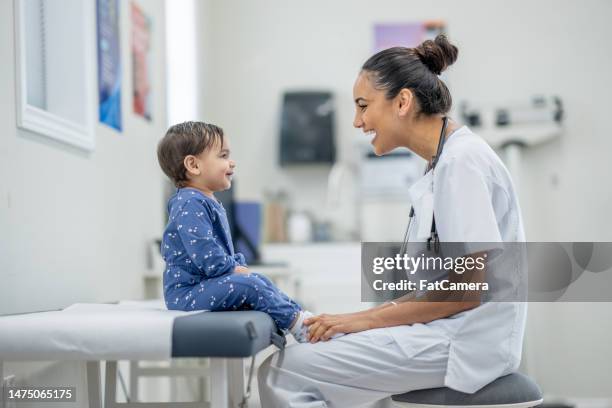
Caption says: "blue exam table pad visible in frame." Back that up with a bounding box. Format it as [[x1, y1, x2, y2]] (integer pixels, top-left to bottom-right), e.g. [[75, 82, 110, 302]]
[[0, 301, 284, 361], [172, 309, 283, 358]]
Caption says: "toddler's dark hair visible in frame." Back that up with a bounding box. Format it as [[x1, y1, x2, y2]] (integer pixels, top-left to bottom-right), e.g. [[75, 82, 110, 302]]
[[157, 121, 224, 187]]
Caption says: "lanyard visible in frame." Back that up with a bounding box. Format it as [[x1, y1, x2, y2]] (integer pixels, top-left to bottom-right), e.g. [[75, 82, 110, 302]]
[[400, 116, 449, 256]]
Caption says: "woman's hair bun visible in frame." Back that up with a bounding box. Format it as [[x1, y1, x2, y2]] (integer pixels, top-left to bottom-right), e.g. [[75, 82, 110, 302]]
[[414, 34, 458, 75]]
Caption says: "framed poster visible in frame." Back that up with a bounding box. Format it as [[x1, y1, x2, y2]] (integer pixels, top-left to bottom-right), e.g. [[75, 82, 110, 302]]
[[97, 0, 122, 131], [373, 21, 446, 52], [131, 1, 152, 121]]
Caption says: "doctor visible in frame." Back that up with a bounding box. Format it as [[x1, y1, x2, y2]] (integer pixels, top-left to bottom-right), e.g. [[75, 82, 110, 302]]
[[258, 34, 526, 408]]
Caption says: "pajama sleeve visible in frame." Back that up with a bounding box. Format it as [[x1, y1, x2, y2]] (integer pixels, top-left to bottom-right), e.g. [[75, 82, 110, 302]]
[[176, 200, 239, 278], [233, 253, 247, 266]]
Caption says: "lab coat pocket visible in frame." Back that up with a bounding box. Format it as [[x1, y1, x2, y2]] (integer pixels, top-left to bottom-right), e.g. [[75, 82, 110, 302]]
[[387, 323, 450, 359]]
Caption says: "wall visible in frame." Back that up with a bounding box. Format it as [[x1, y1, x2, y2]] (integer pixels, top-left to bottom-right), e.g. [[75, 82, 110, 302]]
[[198, 0, 612, 241], [197, 0, 612, 399], [0, 0, 168, 401], [0, 0, 168, 315]]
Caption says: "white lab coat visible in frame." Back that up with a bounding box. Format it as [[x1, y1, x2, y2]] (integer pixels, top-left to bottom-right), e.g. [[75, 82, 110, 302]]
[[258, 126, 527, 407], [408, 125, 527, 393]]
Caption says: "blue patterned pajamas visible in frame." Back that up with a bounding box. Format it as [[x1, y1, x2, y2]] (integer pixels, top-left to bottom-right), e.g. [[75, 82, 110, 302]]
[[161, 187, 301, 329], [185, 272, 300, 329]]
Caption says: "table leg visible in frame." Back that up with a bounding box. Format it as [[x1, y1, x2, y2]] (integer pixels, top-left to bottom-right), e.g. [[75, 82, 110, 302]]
[[210, 359, 228, 408], [86, 361, 102, 408], [227, 358, 245, 408]]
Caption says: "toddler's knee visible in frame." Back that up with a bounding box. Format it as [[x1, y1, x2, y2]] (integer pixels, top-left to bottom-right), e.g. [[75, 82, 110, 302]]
[[249, 272, 273, 285], [224, 273, 250, 285], [229, 273, 265, 290]]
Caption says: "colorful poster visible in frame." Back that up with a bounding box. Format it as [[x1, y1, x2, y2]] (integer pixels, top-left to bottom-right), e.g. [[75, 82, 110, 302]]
[[373, 21, 445, 53], [131, 2, 152, 121], [97, 0, 122, 131]]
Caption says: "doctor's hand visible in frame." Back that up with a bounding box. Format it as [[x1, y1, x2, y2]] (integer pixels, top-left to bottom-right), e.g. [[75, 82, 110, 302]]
[[304, 313, 375, 343]]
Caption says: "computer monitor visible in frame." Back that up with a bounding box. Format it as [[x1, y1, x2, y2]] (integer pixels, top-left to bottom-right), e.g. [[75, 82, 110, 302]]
[[215, 182, 261, 264]]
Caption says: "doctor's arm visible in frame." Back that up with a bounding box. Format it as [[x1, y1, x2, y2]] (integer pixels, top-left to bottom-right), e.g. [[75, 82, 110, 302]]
[[352, 157, 496, 328], [368, 258, 485, 328], [306, 158, 502, 341], [305, 253, 485, 342]]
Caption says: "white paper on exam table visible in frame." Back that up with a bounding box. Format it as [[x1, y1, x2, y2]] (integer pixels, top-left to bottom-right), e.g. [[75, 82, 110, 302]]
[[0, 302, 202, 361]]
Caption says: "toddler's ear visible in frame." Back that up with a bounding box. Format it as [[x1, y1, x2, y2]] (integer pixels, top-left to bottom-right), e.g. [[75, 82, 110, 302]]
[[183, 155, 201, 176]]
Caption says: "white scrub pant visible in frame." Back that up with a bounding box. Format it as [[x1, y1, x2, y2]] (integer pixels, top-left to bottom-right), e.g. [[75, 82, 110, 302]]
[[258, 327, 450, 408]]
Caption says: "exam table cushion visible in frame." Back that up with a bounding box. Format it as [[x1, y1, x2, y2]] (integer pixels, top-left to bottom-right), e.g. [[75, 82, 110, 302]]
[[172, 310, 277, 358], [0, 301, 278, 361]]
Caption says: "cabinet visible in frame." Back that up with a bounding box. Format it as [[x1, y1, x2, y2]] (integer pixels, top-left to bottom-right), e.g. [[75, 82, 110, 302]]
[[261, 242, 373, 315]]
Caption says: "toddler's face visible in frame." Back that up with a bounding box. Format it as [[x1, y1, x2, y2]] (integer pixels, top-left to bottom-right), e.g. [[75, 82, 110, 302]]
[[194, 138, 236, 193]]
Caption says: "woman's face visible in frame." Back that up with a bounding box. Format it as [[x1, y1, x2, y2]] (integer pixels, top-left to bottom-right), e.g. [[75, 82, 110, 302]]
[[352, 72, 401, 156]]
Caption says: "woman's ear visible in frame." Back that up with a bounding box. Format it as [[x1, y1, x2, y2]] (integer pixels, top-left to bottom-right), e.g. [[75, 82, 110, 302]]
[[183, 155, 201, 176], [397, 88, 413, 117]]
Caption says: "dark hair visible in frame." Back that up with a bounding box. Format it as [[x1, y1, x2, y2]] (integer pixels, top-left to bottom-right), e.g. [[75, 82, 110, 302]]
[[361, 34, 458, 116], [157, 121, 224, 187]]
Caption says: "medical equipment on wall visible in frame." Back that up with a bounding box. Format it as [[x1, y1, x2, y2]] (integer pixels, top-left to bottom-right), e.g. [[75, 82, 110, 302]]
[[279, 91, 336, 165], [326, 160, 362, 240], [326, 138, 426, 241], [460, 96, 564, 193], [359, 149, 424, 199]]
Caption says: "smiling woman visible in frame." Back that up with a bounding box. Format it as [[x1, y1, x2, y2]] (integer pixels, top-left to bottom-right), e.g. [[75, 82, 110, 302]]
[[258, 34, 530, 408]]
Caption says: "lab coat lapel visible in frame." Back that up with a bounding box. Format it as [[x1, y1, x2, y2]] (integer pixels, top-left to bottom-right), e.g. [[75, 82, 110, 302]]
[[407, 170, 433, 204], [407, 171, 434, 240]]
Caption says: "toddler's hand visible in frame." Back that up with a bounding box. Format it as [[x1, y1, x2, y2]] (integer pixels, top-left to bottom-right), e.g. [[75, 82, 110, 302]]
[[234, 265, 250, 274]]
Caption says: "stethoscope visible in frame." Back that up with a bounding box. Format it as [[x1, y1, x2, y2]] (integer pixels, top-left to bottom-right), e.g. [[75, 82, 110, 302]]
[[399, 116, 450, 256]]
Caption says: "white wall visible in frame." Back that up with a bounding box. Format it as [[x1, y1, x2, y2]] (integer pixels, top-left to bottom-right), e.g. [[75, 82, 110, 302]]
[[198, 0, 612, 241], [0, 0, 168, 400], [0, 0, 168, 315], [197, 0, 612, 399]]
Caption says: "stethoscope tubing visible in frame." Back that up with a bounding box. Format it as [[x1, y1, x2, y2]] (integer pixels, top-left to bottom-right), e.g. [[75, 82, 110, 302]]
[[399, 116, 449, 256]]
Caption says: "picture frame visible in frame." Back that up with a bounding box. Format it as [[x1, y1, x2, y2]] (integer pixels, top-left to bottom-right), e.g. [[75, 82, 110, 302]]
[[14, 0, 96, 151]]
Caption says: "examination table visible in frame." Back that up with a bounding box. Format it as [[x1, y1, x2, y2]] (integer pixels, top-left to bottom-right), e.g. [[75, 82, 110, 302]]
[[0, 301, 285, 408]]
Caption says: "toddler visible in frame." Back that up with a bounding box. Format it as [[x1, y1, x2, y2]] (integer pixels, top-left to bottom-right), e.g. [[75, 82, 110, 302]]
[[157, 121, 312, 342]]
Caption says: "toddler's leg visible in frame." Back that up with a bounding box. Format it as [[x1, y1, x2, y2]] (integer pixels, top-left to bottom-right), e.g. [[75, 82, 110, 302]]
[[249, 272, 300, 307], [250, 272, 344, 342], [193, 273, 301, 331]]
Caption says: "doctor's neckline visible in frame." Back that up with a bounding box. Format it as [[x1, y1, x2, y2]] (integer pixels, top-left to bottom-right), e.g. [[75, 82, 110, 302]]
[[427, 121, 466, 168]]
